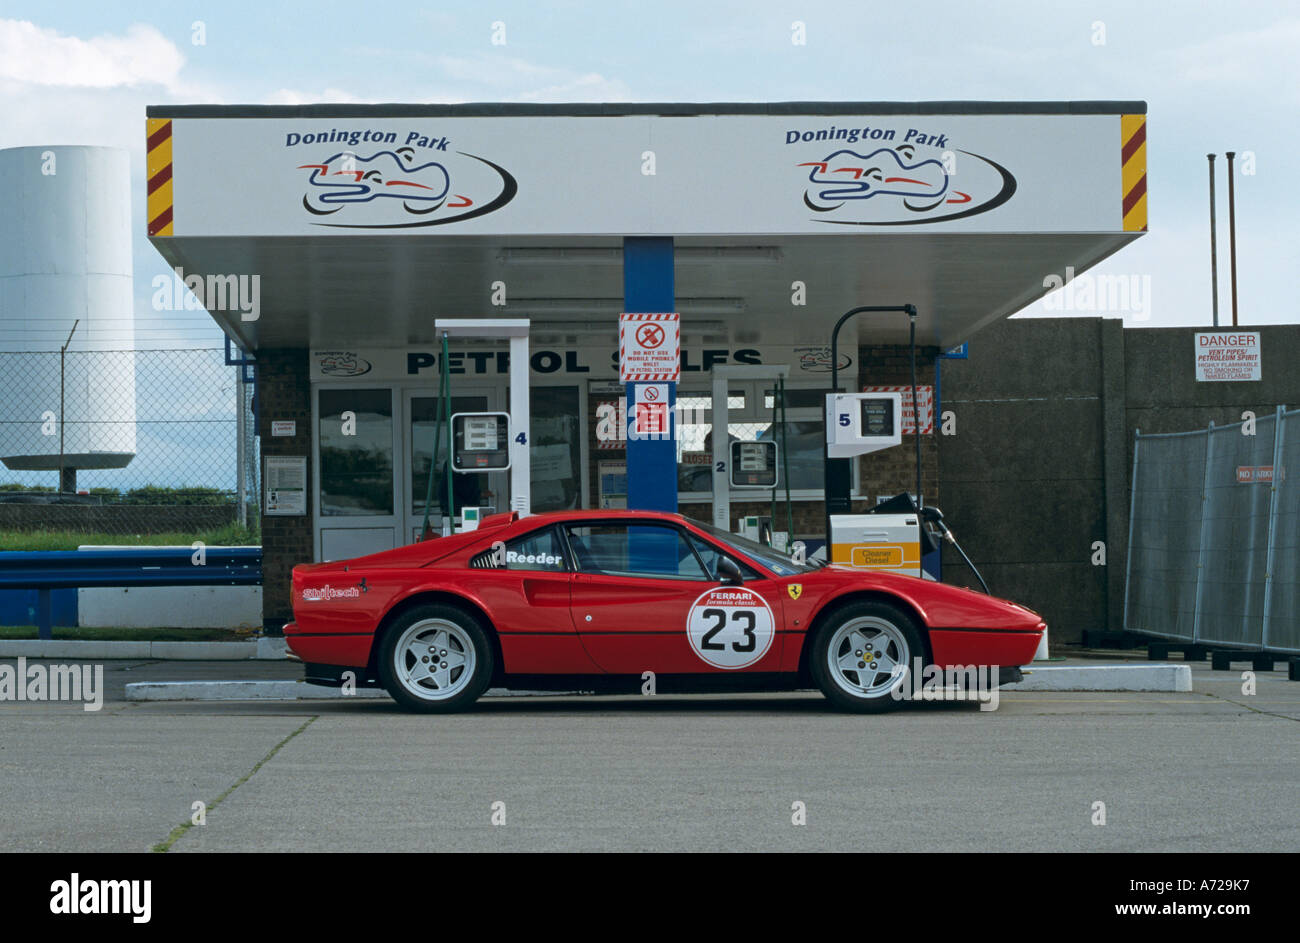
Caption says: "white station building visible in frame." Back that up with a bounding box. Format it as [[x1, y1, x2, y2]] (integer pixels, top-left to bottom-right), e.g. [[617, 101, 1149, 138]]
[[142, 101, 1148, 631]]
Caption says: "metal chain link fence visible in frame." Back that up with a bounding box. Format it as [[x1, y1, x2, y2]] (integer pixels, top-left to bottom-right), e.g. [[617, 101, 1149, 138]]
[[0, 349, 259, 546], [1124, 406, 1297, 654]]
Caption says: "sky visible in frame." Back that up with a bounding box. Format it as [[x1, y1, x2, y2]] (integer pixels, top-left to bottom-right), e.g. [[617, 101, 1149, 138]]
[[1, 0, 1297, 348]]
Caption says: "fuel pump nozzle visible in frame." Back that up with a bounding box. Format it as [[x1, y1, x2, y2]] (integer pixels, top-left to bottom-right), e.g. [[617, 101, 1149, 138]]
[[920, 506, 991, 595]]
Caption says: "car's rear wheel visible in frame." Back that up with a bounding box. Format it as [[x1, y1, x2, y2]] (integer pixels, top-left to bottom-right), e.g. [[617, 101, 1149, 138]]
[[810, 601, 924, 713], [378, 604, 493, 713]]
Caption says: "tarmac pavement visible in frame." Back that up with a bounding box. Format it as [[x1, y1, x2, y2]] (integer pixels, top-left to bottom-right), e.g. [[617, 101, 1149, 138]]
[[0, 655, 1296, 852]]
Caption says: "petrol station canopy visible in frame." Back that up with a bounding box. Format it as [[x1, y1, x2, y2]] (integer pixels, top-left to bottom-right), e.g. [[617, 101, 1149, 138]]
[[145, 101, 1148, 351]]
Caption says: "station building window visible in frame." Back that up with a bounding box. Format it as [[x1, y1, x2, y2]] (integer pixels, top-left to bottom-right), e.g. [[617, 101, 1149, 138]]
[[318, 388, 394, 516], [675, 380, 855, 501]]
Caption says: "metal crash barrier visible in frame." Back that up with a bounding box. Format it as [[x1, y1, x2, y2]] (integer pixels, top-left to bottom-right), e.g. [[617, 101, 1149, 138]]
[[1124, 406, 1298, 657], [0, 547, 262, 640]]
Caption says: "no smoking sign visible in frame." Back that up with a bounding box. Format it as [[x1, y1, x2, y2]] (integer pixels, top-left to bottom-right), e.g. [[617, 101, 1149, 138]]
[[620, 312, 680, 382]]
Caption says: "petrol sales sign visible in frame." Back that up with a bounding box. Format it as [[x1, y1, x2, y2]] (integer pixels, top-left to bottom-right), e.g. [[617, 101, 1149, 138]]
[[1195, 332, 1261, 382]]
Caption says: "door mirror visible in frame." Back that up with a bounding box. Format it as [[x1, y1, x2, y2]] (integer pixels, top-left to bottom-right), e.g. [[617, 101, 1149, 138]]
[[716, 556, 744, 586]]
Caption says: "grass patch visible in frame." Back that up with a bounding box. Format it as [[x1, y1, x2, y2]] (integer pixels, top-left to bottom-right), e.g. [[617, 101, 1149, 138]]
[[0, 625, 252, 642], [0, 523, 260, 552]]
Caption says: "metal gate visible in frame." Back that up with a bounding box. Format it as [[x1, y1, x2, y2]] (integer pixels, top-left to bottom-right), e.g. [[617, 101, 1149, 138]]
[[1124, 406, 1298, 654]]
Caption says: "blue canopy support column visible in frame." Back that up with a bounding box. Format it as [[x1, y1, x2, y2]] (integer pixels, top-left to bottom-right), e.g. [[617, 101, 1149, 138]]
[[623, 237, 677, 512]]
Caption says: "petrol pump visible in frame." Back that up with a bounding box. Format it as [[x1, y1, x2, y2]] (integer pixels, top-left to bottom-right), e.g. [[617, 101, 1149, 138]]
[[824, 391, 928, 576], [427, 319, 532, 535]]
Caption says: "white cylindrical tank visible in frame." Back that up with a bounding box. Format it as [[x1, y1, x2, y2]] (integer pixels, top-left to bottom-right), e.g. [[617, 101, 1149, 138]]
[[0, 145, 136, 478]]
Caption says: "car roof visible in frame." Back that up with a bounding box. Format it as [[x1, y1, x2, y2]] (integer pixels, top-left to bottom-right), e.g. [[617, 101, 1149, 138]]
[[504, 509, 695, 529]]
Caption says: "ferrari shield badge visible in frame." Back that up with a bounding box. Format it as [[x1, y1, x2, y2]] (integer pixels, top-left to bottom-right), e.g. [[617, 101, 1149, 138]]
[[787, 584, 802, 600]]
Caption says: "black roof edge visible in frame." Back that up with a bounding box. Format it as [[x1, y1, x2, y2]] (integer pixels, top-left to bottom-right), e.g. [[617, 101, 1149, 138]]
[[146, 100, 1147, 119]]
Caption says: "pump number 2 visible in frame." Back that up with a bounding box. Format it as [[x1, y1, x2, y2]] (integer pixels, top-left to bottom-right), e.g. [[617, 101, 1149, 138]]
[[686, 587, 775, 669]]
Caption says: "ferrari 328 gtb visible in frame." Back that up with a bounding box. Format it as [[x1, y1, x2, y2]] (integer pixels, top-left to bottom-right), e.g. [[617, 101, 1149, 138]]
[[285, 510, 1045, 712]]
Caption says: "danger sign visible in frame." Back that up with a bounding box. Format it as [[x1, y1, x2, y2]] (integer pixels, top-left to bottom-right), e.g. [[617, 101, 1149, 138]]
[[686, 586, 775, 670], [620, 312, 680, 382], [1195, 332, 1261, 382]]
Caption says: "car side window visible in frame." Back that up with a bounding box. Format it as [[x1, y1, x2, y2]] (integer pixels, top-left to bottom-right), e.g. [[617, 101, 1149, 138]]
[[473, 526, 569, 572], [687, 534, 763, 582], [566, 524, 710, 580]]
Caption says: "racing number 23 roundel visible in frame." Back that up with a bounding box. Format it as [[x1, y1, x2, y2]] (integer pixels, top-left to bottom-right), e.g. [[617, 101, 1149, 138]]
[[686, 587, 775, 670]]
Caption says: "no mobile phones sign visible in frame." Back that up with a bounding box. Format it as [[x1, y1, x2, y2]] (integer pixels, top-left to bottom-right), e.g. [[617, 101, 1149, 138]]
[[620, 312, 680, 382]]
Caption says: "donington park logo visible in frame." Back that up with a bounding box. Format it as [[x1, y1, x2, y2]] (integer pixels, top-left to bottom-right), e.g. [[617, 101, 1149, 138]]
[[297, 147, 517, 229], [799, 143, 1016, 226]]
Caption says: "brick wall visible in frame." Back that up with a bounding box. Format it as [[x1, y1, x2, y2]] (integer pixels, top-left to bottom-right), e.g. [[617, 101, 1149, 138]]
[[256, 349, 312, 634], [855, 344, 941, 510]]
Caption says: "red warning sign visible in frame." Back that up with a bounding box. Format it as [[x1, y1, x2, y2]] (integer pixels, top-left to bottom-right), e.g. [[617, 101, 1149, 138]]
[[620, 313, 680, 382]]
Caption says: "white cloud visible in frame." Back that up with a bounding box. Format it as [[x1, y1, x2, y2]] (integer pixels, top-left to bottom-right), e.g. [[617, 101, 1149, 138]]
[[0, 19, 185, 89], [264, 87, 378, 105], [1159, 18, 1300, 98], [434, 53, 633, 101]]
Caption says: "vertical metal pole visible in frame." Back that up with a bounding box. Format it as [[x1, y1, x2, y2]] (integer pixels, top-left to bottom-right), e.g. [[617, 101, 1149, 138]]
[[1240, 410, 1263, 645], [910, 313, 921, 507], [37, 587, 53, 641], [1207, 154, 1219, 328], [1191, 423, 1215, 644], [59, 348, 65, 492], [57, 321, 79, 495], [1226, 151, 1239, 327], [508, 333, 531, 515], [236, 365, 247, 528], [1122, 431, 1141, 632], [1260, 406, 1286, 651], [623, 237, 677, 514], [711, 369, 728, 529]]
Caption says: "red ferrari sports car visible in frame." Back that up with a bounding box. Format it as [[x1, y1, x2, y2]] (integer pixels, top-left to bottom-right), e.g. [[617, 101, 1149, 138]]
[[285, 509, 1045, 712]]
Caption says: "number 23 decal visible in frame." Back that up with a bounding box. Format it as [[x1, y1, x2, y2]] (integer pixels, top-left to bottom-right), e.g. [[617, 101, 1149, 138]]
[[700, 608, 757, 652], [686, 588, 775, 670]]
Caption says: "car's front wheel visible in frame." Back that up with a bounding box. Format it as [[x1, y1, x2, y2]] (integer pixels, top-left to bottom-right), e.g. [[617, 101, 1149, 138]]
[[377, 604, 493, 713], [810, 601, 924, 712]]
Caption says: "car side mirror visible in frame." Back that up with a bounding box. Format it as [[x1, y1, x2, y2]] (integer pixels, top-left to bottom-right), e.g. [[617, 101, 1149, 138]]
[[716, 556, 744, 586]]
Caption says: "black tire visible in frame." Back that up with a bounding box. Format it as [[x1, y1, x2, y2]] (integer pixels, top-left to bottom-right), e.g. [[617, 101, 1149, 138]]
[[377, 603, 494, 713], [809, 600, 926, 713]]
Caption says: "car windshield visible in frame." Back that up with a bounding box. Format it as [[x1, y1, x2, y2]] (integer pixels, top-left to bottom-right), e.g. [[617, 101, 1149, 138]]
[[693, 522, 816, 577]]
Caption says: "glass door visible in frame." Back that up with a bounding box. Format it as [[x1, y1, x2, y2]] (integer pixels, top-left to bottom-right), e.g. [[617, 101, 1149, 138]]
[[405, 387, 502, 541], [315, 387, 399, 561]]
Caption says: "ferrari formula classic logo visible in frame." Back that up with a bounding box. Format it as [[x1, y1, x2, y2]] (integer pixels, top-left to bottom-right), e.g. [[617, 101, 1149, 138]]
[[787, 584, 802, 600], [788, 124, 1016, 226], [287, 129, 517, 229], [686, 587, 775, 670]]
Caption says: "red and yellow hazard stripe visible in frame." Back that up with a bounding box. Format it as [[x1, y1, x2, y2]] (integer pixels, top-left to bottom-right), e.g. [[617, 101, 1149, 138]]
[[1121, 114, 1147, 232], [146, 118, 174, 236]]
